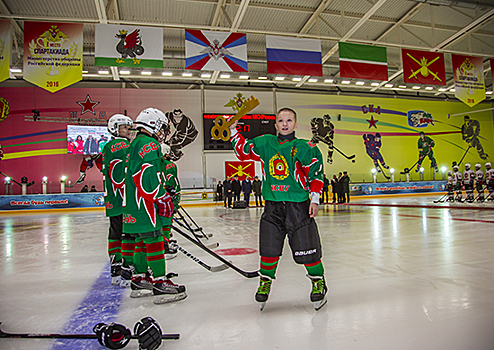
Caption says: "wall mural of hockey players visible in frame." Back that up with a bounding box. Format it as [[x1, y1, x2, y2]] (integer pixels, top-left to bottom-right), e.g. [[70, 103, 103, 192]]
[[416, 131, 438, 173], [461, 115, 489, 160], [164, 109, 198, 161], [363, 133, 389, 173], [310, 114, 334, 164]]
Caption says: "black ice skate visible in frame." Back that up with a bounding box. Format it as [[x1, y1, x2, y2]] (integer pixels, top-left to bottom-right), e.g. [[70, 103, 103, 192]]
[[164, 240, 178, 260], [152, 277, 187, 305], [130, 274, 153, 298], [119, 265, 133, 288], [308, 275, 327, 311], [255, 277, 272, 311], [110, 255, 122, 286]]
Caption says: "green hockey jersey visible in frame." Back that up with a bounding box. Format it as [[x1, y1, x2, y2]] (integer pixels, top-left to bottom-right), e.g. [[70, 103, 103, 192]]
[[161, 158, 181, 208], [123, 133, 167, 234], [231, 133, 324, 202], [418, 136, 435, 155], [102, 137, 130, 217]]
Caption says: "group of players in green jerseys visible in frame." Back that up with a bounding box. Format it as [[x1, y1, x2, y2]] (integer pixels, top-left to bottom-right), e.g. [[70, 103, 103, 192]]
[[102, 106, 328, 311]]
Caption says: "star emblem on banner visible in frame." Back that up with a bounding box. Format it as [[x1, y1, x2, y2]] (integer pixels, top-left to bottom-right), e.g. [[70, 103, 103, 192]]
[[77, 94, 100, 115], [366, 115, 378, 129]]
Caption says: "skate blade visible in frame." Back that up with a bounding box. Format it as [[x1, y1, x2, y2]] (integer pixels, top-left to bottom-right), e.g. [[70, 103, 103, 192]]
[[153, 292, 187, 304], [111, 276, 120, 285], [165, 253, 178, 260], [130, 290, 153, 298], [120, 280, 131, 288], [314, 298, 327, 311], [259, 302, 266, 311]]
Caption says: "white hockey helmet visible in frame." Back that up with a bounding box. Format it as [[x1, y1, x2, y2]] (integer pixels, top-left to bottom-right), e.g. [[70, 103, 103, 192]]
[[160, 143, 171, 156], [465, 163, 471, 169], [475, 163, 481, 170], [486, 162, 492, 169], [108, 114, 133, 136], [447, 170, 452, 176], [453, 165, 459, 171], [135, 108, 168, 135]]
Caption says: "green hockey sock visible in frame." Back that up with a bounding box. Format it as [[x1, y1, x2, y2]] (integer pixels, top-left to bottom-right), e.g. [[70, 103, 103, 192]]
[[133, 238, 147, 274], [143, 236, 166, 278], [108, 239, 122, 262], [259, 256, 279, 279], [162, 226, 171, 240], [304, 260, 324, 277], [121, 238, 135, 267]]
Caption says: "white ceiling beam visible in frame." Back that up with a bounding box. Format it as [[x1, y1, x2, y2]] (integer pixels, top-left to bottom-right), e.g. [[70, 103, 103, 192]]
[[231, 0, 250, 32], [210, 70, 220, 84], [299, 0, 333, 34], [212, 0, 227, 27]]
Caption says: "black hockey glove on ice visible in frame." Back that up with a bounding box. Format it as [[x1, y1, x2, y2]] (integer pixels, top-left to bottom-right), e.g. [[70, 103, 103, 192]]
[[93, 322, 131, 349], [134, 317, 163, 350]]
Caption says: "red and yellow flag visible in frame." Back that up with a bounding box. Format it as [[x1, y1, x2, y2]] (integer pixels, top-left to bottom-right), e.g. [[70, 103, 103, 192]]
[[452, 54, 485, 107], [402, 49, 446, 85], [225, 161, 254, 181]]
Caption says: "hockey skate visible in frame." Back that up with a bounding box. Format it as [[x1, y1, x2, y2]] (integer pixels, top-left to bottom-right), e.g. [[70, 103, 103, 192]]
[[308, 275, 327, 311], [164, 240, 178, 260], [130, 274, 153, 298], [120, 265, 133, 288], [110, 255, 122, 286], [152, 277, 187, 305], [255, 277, 272, 311], [381, 164, 389, 169]]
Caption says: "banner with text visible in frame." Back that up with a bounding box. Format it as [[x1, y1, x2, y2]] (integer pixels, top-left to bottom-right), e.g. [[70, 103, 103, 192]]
[[23, 21, 83, 93], [452, 54, 485, 107], [0, 20, 10, 83]]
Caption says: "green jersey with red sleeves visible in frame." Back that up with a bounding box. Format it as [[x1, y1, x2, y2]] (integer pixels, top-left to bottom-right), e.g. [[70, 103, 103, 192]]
[[161, 158, 181, 208], [122, 133, 167, 234], [102, 137, 130, 217], [231, 133, 324, 202], [418, 136, 435, 155]]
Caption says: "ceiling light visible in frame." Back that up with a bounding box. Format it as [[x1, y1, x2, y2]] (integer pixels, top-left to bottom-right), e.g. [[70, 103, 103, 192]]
[[292, 77, 302, 82], [412, 86, 420, 90], [82, 70, 89, 74], [438, 88, 447, 92], [10, 68, 22, 73], [308, 78, 318, 83], [425, 86, 434, 90], [275, 76, 285, 81], [220, 74, 230, 79], [324, 79, 334, 83], [98, 70, 109, 75], [162, 72, 173, 76], [141, 71, 152, 75], [486, 91, 493, 95], [119, 70, 130, 75], [182, 72, 192, 77], [201, 73, 211, 78], [398, 85, 407, 89], [449, 88, 455, 92], [384, 84, 393, 88], [371, 82, 380, 86], [258, 76, 268, 80], [239, 75, 249, 79], [355, 81, 365, 85], [341, 80, 351, 84]]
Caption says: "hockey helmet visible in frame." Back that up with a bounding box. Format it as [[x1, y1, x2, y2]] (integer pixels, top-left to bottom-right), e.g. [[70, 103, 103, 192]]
[[160, 143, 171, 156], [486, 162, 492, 169], [453, 165, 459, 171], [465, 163, 471, 169], [375, 133, 381, 138], [108, 114, 133, 137], [323, 114, 331, 125], [135, 108, 168, 135], [475, 163, 481, 170], [447, 170, 453, 176]]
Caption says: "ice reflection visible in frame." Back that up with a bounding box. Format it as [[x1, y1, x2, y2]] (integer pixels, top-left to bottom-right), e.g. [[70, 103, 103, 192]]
[[422, 208, 427, 233], [373, 206, 380, 238], [59, 215, 71, 255], [391, 207, 398, 236]]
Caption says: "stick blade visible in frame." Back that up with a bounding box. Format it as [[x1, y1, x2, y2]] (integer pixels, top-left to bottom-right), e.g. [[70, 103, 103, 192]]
[[210, 264, 230, 272]]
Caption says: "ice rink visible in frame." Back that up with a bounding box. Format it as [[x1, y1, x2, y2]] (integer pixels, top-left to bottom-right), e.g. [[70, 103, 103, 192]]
[[1, 194, 494, 350]]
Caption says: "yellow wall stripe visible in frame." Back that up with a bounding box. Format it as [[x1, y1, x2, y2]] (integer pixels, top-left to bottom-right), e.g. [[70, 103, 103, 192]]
[[3, 148, 67, 160]]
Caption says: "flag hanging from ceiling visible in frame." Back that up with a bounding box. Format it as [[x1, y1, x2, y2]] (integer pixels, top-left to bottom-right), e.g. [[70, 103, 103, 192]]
[[266, 36, 322, 76], [339, 42, 388, 81], [0, 20, 10, 83], [23, 21, 83, 93], [402, 48, 446, 85], [95, 24, 163, 68], [185, 29, 247, 72], [452, 54, 485, 107]]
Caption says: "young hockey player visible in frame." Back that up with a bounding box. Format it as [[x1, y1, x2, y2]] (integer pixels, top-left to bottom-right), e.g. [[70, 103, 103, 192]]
[[446, 170, 454, 202], [416, 132, 438, 173], [463, 163, 475, 203], [485, 162, 493, 201], [474, 163, 484, 202], [102, 114, 134, 286], [160, 143, 181, 259], [229, 107, 326, 311], [123, 108, 186, 305], [453, 165, 463, 202]]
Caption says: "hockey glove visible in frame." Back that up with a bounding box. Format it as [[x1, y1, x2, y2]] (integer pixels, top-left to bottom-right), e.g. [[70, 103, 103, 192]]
[[134, 317, 163, 350], [156, 193, 174, 218], [165, 186, 176, 198], [93, 322, 131, 349]]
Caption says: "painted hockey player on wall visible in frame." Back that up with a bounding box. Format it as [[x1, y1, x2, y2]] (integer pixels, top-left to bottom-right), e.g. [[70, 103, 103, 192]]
[[164, 109, 198, 161], [363, 133, 389, 173], [310, 114, 334, 164], [416, 131, 438, 173], [462, 115, 488, 160]]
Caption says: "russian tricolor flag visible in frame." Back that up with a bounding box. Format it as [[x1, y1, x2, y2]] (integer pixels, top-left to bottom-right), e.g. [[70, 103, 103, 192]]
[[266, 36, 322, 76]]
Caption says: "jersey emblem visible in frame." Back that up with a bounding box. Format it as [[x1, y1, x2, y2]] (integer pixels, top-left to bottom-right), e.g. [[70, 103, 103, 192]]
[[269, 153, 289, 180]]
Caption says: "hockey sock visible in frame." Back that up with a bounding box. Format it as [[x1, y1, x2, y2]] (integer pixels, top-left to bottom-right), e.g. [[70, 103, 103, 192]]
[[108, 239, 122, 262], [162, 226, 171, 240], [121, 238, 135, 267], [259, 256, 279, 279], [143, 236, 166, 278], [133, 239, 148, 275], [304, 260, 324, 278]]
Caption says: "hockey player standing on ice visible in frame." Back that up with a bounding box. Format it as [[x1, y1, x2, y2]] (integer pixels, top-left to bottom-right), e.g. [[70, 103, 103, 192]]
[[363, 133, 389, 173], [453, 165, 463, 201], [485, 162, 494, 201], [416, 131, 438, 173], [160, 143, 181, 260], [463, 163, 475, 202], [102, 114, 134, 287], [474, 163, 485, 202], [462, 116, 488, 160], [446, 170, 455, 202], [122, 108, 186, 305], [229, 107, 327, 311]]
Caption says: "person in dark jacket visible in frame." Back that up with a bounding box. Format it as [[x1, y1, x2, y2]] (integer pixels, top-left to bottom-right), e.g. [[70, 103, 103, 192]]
[[321, 174, 330, 204], [242, 176, 252, 207], [83, 135, 99, 154], [342, 171, 350, 203], [223, 177, 232, 208], [331, 175, 337, 204], [216, 181, 223, 202], [231, 175, 241, 203], [252, 176, 263, 207], [337, 172, 344, 203]]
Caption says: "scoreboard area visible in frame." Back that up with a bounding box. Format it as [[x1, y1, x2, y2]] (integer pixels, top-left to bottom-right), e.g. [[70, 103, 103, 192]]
[[203, 113, 276, 150]]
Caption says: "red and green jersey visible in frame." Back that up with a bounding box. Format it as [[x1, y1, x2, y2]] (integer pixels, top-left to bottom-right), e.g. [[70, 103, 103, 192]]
[[102, 137, 130, 217], [123, 134, 167, 234], [231, 133, 324, 202], [418, 136, 435, 155], [161, 158, 181, 208]]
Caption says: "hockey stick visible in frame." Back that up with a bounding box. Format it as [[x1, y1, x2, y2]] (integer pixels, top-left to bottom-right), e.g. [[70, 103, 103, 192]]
[[333, 146, 356, 160], [175, 207, 212, 241], [400, 160, 419, 175], [0, 171, 22, 186], [457, 145, 471, 167], [473, 186, 487, 202], [0, 322, 180, 341], [65, 172, 87, 188], [172, 225, 259, 278], [172, 218, 218, 249], [180, 206, 213, 239], [170, 242, 229, 273], [377, 164, 391, 180], [433, 193, 449, 203]]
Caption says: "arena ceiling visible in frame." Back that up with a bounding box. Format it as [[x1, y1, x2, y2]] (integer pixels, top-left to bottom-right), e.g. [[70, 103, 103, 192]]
[[2, 0, 494, 98]]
